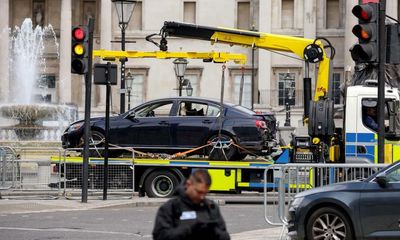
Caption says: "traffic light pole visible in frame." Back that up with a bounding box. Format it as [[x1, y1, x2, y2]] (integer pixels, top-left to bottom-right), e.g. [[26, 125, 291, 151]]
[[82, 18, 95, 203], [103, 62, 112, 201], [377, 0, 386, 164], [120, 28, 126, 114]]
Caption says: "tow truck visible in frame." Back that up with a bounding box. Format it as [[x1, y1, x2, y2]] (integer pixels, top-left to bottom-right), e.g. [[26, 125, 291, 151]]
[[53, 49, 287, 197], [54, 22, 400, 197], [155, 21, 400, 165]]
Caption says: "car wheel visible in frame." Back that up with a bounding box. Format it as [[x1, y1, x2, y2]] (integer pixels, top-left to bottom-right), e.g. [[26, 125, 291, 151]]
[[79, 130, 105, 157], [306, 207, 354, 240], [207, 134, 238, 160], [144, 170, 179, 198]]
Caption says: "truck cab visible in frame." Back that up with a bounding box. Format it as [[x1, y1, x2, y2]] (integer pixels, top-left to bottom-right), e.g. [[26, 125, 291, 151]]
[[344, 84, 400, 164]]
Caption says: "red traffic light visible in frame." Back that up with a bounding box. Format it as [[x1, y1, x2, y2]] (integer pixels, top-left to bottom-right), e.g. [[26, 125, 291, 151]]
[[72, 27, 85, 41], [71, 26, 88, 74], [352, 5, 374, 22]]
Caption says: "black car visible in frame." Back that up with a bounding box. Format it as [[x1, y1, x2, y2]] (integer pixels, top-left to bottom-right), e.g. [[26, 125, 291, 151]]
[[287, 160, 400, 240], [61, 97, 273, 160]]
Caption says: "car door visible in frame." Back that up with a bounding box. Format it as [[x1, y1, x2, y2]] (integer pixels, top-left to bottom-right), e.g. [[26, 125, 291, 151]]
[[169, 100, 219, 148], [110, 101, 173, 147], [359, 163, 400, 239]]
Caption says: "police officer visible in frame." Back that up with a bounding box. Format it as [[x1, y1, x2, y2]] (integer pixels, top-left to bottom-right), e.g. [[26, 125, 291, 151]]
[[152, 169, 230, 240]]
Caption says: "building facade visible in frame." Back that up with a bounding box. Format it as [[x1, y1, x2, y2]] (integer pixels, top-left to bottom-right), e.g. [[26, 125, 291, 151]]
[[1, 0, 399, 128]]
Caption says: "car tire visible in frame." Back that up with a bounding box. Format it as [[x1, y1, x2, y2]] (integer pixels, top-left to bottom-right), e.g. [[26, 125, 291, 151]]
[[306, 207, 354, 240], [207, 134, 238, 161], [144, 170, 179, 198]]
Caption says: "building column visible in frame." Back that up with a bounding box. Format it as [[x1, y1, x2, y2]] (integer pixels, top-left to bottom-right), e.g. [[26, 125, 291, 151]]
[[258, 0, 272, 108], [0, 0, 9, 102], [304, 0, 317, 87], [98, 0, 113, 108], [59, 0, 72, 104], [386, 0, 398, 21], [344, 0, 358, 84]]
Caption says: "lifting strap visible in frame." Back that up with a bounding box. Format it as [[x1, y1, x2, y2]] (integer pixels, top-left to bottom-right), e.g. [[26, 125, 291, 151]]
[[215, 64, 229, 160], [238, 66, 245, 106], [218, 64, 226, 139]]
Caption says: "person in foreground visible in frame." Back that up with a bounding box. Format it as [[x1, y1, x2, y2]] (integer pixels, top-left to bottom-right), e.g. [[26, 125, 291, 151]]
[[152, 169, 230, 240]]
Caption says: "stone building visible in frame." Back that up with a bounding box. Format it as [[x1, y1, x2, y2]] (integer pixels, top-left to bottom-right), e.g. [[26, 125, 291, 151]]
[[1, 0, 399, 128]]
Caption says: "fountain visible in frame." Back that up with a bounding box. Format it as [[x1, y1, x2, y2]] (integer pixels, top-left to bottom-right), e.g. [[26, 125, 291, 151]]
[[0, 19, 77, 141]]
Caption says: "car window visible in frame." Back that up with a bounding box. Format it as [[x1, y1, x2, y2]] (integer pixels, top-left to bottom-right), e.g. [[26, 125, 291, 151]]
[[179, 101, 208, 117], [361, 98, 393, 132], [206, 105, 220, 117], [386, 164, 400, 182], [135, 102, 173, 117]]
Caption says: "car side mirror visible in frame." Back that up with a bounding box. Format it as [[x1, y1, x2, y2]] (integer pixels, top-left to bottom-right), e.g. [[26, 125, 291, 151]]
[[375, 172, 387, 188], [127, 111, 136, 119]]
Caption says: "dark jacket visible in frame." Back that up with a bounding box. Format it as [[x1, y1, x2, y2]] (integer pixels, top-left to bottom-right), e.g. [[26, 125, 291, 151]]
[[152, 186, 230, 240]]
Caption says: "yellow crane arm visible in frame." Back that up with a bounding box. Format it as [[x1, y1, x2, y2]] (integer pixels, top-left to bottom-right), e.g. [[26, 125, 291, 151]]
[[93, 50, 247, 65], [160, 21, 333, 100]]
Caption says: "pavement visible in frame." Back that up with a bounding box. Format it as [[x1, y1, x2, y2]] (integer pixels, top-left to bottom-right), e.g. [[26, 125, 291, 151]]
[[0, 195, 287, 240]]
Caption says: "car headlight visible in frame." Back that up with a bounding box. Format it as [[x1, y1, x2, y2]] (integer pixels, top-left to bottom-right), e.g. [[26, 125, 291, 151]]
[[290, 197, 304, 209], [68, 122, 84, 132]]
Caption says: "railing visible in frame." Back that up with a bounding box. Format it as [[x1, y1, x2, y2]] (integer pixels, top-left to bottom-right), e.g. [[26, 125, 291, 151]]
[[60, 147, 135, 200], [263, 163, 388, 239], [0, 146, 139, 199]]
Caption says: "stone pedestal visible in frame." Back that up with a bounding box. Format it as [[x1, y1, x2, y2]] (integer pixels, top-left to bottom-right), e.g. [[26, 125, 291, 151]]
[[278, 126, 296, 146]]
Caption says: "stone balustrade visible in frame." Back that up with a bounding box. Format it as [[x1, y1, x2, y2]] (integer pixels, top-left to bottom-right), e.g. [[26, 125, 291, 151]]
[[0, 127, 64, 141]]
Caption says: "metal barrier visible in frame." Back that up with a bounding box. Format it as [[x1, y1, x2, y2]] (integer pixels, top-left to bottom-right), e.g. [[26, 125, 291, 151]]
[[0, 146, 63, 199], [59, 147, 135, 200], [0, 146, 19, 190], [0, 146, 136, 199], [263, 163, 388, 229]]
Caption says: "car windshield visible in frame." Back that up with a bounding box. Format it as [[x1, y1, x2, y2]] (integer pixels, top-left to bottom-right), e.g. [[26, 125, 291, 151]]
[[366, 160, 400, 181]]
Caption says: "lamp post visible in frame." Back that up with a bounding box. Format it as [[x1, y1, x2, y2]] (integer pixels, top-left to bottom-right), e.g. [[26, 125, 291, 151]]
[[126, 71, 134, 110], [112, 0, 136, 113], [173, 58, 188, 96], [283, 73, 293, 127]]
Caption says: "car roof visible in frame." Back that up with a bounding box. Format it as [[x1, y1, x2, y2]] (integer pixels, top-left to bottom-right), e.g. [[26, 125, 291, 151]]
[[143, 97, 236, 107]]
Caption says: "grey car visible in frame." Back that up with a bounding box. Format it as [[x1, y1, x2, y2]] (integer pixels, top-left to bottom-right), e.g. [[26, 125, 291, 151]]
[[287, 160, 400, 240]]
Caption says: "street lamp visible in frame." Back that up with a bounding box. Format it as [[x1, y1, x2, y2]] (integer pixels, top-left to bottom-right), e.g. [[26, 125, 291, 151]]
[[173, 58, 188, 96], [283, 73, 293, 127], [186, 81, 193, 96], [126, 71, 134, 110], [112, 0, 136, 113]]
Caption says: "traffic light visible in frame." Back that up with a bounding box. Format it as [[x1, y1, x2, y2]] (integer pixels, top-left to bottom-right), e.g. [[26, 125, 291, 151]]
[[71, 26, 89, 74], [350, 3, 379, 63]]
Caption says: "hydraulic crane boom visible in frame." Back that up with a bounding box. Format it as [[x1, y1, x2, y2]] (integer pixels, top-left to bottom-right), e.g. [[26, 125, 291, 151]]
[[154, 21, 337, 163], [93, 49, 246, 64], [159, 21, 334, 101]]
